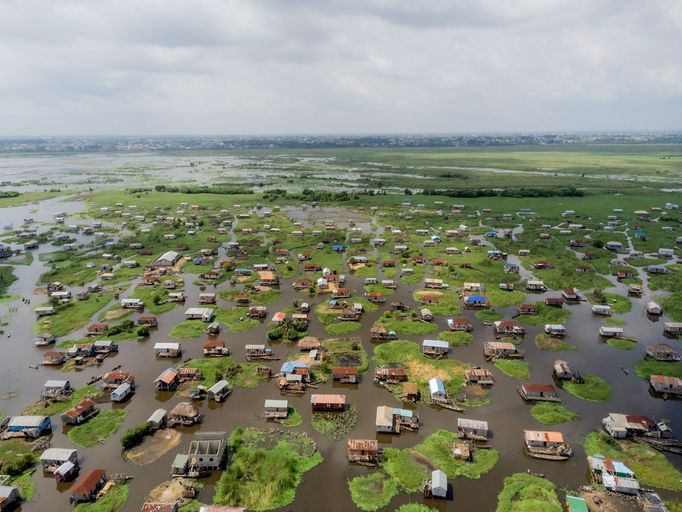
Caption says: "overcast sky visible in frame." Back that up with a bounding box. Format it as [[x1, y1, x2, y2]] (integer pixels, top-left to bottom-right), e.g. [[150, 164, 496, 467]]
[[0, 0, 680, 135]]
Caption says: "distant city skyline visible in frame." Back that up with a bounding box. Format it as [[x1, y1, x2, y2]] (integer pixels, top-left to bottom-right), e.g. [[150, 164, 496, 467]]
[[0, 0, 680, 135]]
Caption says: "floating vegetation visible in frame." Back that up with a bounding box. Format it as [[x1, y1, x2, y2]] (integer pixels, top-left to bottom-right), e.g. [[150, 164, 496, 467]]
[[311, 405, 359, 440], [563, 373, 612, 402], [530, 402, 579, 425]]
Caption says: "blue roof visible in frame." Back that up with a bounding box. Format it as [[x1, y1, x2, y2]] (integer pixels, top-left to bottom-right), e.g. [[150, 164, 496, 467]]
[[280, 361, 309, 373], [465, 295, 486, 302], [612, 460, 634, 476], [332, 243, 344, 249], [429, 377, 445, 395], [423, 339, 449, 349], [392, 408, 413, 418]]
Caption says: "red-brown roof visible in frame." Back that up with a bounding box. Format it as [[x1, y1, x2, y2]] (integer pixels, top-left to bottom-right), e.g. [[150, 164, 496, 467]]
[[71, 469, 106, 495], [521, 383, 557, 394], [332, 367, 359, 376], [64, 398, 96, 419]]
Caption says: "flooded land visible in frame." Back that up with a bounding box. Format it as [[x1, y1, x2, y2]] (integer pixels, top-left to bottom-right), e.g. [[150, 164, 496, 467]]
[[0, 147, 681, 512]]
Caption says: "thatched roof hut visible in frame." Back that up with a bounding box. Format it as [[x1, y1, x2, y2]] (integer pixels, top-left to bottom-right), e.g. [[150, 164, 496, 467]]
[[169, 401, 200, 419], [297, 336, 321, 351]]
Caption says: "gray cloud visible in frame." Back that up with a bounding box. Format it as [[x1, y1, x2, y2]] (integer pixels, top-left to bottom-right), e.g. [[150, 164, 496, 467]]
[[0, 0, 679, 135]]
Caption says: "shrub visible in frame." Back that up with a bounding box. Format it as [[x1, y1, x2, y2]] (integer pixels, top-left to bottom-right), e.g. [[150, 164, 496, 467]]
[[121, 421, 155, 450]]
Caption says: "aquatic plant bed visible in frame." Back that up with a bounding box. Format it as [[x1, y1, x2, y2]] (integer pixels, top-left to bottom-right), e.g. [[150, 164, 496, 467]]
[[563, 373, 612, 402], [412, 289, 461, 315], [606, 338, 636, 350], [373, 312, 437, 335], [373, 340, 469, 399], [318, 337, 369, 376], [0, 441, 35, 476], [311, 405, 359, 440], [168, 320, 208, 339], [438, 331, 473, 346], [219, 287, 281, 304], [495, 473, 562, 512], [182, 357, 267, 389], [535, 333, 577, 351], [474, 309, 502, 322], [214, 428, 323, 511], [634, 360, 682, 379], [395, 506, 437, 512], [9, 468, 35, 501], [22, 384, 106, 416], [486, 288, 526, 309], [75, 483, 129, 512], [584, 432, 682, 492], [216, 307, 261, 332], [348, 472, 399, 512], [127, 285, 177, 314], [325, 321, 361, 335], [68, 409, 127, 447], [280, 406, 303, 427], [587, 291, 631, 313], [530, 402, 579, 425], [382, 430, 499, 492], [517, 302, 571, 327], [35, 292, 113, 337], [494, 360, 531, 380]]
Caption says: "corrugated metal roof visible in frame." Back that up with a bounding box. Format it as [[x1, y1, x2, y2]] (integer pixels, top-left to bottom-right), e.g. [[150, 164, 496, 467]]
[[264, 399, 288, 409]]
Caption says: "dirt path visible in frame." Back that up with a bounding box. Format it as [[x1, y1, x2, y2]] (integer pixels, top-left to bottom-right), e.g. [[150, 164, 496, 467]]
[[125, 428, 182, 465]]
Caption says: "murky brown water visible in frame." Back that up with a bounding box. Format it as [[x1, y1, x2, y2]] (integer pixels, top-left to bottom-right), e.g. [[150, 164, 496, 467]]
[[0, 196, 680, 512]]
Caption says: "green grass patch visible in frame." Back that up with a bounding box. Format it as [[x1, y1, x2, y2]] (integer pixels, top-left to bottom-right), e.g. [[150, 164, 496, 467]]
[[634, 360, 682, 379], [348, 472, 399, 512], [607, 338, 636, 350], [75, 483, 129, 512], [214, 428, 323, 511], [495, 472, 562, 512], [517, 302, 571, 327], [666, 502, 682, 512], [22, 384, 105, 416], [373, 340, 469, 399], [182, 357, 267, 389], [325, 321, 361, 335], [311, 405, 359, 440], [68, 409, 127, 447], [35, 292, 113, 336], [383, 430, 499, 492], [395, 506, 437, 512], [662, 291, 682, 321], [475, 309, 501, 322], [584, 432, 682, 492], [563, 373, 612, 402], [219, 287, 281, 305], [587, 290, 631, 314], [168, 320, 207, 339], [530, 402, 579, 425], [494, 360, 530, 380], [535, 333, 577, 351], [486, 288, 526, 308], [412, 289, 461, 315], [216, 307, 261, 333], [438, 331, 473, 346], [128, 285, 177, 314], [317, 338, 369, 378], [281, 406, 303, 428], [374, 311, 437, 335], [9, 468, 35, 501], [0, 441, 35, 476]]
